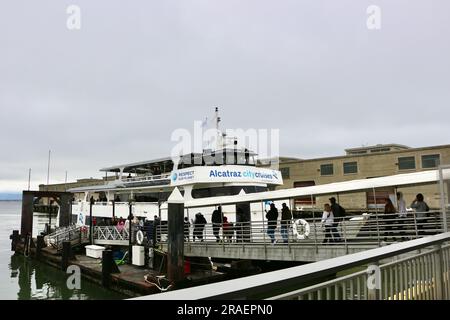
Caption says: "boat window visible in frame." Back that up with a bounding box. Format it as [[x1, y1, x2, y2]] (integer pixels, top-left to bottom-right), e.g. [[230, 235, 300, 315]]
[[192, 186, 268, 199]]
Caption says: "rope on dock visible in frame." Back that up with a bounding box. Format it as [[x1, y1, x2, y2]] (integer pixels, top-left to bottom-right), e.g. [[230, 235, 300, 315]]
[[144, 274, 173, 292]]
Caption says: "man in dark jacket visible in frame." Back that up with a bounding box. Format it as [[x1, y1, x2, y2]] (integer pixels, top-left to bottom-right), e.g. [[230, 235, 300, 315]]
[[194, 213, 207, 241], [265, 203, 279, 244], [329, 197, 344, 242], [211, 206, 223, 242], [280, 203, 292, 243]]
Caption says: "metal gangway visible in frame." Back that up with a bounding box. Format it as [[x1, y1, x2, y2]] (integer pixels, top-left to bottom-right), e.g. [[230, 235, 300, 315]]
[[133, 232, 450, 300], [45, 225, 90, 252]]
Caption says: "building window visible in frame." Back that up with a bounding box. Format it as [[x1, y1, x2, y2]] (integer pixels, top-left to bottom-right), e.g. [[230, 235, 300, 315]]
[[398, 156, 415, 170], [293, 181, 316, 206], [320, 164, 334, 176], [343, 162, 358, 174], [422, 154, 440, 169], [366, 190, 392, 209], [280, 167, 290, 179]]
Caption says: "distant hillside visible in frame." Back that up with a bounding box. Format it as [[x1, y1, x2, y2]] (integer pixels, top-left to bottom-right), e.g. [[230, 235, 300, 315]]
[[0, 193, 22, 201]]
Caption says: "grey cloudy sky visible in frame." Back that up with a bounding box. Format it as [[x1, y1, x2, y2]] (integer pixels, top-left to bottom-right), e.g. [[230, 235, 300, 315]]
[[1, 0, 449, 192]]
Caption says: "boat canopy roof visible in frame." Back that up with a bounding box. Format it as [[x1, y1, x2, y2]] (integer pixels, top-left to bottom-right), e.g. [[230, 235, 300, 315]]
[[100, 156, 174, 173], [183, 169, 444, 208], [99, 148, 258, 173]]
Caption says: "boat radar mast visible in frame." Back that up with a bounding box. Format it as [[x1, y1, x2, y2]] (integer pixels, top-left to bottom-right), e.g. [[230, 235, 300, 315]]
[[214, 106, 240, 150]]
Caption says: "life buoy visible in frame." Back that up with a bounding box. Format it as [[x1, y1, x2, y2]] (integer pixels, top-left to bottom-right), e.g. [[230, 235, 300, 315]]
[[293, 219, 310, 240], [136, 230, 144, 245]]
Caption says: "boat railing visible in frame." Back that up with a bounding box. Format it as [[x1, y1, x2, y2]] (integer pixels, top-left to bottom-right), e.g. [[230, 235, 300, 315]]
[[93, 226, 129, 242], [120, 173, 171, 183]]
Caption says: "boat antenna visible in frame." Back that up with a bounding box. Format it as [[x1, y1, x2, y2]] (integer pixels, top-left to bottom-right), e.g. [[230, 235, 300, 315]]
[[46, 149, 51, 191], [28, 168, 31, 191], [215, 107, 222, 148]]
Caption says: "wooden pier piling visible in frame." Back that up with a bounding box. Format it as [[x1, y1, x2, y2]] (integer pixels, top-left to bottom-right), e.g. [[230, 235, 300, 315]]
[[61, 241, 71, 271], [102, 249, 120, 288], [36, 235, 45, 259], [167, 188, 185, 283], [10, 230, 19, 251]]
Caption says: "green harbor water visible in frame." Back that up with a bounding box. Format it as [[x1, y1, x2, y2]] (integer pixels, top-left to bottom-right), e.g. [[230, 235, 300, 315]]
[[0, 201, 126, 300]]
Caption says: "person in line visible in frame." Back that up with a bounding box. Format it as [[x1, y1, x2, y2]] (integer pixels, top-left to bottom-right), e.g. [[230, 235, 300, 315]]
[[211, 206, 223, 242], [193, 213, 207, 242], [329, 197, 344, 242], [411, 193, 430, 236], [383, 198, 397, 242], [184, 217, 190, 242], [280, 203, 292, 244], [265, 203, 279, 244], [321, 204, 334, 243], [396, 192, 408, 241], [235, 207, 245, 243], [222, 216, 233, 243]]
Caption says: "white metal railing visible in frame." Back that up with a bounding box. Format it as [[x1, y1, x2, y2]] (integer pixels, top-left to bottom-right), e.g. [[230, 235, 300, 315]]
[[270, 243, 450, 300], [155, 210, 445, 250], [93, 226, 129, 242]]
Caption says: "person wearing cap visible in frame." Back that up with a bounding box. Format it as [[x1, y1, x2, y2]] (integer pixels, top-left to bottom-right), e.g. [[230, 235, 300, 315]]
[[329, 197, 344, 242]]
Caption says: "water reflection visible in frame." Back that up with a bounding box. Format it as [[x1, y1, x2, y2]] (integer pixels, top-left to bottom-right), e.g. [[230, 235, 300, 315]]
[[8, 254, 125, 300]]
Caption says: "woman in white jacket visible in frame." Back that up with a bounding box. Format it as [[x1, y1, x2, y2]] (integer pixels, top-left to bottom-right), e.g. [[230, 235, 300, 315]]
[[321, 203, 334, 243]]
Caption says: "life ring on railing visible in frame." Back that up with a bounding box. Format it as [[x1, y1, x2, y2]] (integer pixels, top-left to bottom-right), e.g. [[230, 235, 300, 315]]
[[292, 219, 310, 240], [136, 230, 144, 245]]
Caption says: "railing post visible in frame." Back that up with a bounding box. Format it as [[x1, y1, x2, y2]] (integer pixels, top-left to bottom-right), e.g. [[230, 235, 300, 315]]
[[372, 188, 381, 246], [312, 210, 318, 254], [413, 212, 419, 239], [128, 200, 133, 264], [342, 220, 348, 254], [434, 244, 444, 300], [261, 201, 267, 245], [439, 166, 448, 232], [311, 194, 318, 254], [89, 198, 94, 244]]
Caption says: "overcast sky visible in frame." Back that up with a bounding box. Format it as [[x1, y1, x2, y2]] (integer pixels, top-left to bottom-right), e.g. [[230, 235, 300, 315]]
[[1, 0, 449, 192]]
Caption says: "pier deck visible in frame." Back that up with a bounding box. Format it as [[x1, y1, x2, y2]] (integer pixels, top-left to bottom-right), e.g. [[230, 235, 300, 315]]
[[15, 241, 225, 298]]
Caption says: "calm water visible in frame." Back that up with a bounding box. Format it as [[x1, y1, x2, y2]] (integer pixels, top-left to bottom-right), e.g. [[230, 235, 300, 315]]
[[0, 201, 126, 300]]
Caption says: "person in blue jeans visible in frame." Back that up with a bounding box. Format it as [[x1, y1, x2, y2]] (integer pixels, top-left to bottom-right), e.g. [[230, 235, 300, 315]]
[[265, 203, 279, 244], [280, 203, 292, 243]]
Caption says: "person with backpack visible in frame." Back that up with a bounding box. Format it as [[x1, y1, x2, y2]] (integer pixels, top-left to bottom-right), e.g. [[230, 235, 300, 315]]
[[265, 203, 279, 244], [193, 213, 207, 241], [321, 203, 334, 243], [411, 193, 430, 235], [211, 206, 223, 242], [329, 197, 344, 242]]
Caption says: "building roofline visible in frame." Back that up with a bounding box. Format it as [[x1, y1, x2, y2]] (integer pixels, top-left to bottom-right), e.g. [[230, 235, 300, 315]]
[[276, 143, 450, 165], [345, 143, 411, 153]]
